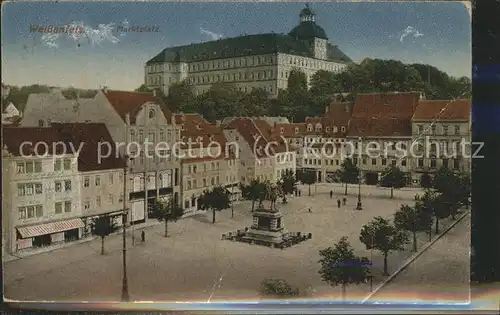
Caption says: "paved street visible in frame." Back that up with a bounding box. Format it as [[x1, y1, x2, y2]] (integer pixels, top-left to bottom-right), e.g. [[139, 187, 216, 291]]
[[5, 185, 434, 302], [366, 213, 470, 303]]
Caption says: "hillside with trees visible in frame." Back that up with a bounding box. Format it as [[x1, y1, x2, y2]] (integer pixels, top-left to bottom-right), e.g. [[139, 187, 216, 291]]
[[5, 59, 470, 121]]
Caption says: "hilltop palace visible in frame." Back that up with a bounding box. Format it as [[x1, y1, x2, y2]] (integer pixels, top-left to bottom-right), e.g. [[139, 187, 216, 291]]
[[144, 5, 352, 97]]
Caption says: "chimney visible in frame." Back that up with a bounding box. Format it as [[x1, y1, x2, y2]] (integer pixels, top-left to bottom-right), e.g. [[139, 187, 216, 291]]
[[125, 113, 131, 126]]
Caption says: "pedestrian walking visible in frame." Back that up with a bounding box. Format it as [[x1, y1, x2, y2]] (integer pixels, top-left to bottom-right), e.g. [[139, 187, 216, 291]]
[[329, 190, 333, 198], [299, 190, 302, 197], [343, 197, 346, 205], [141, 230, 145, 243], [337, 199, 341, 208], [308, 207, 312, 213]]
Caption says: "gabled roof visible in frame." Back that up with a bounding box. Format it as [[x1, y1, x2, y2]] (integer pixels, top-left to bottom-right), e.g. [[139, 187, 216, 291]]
[[225, 117, 290, 157], [348, 92, 420, 138], [102, 90, 173, 124], [147, 33, 351, 65], [412, 99, 471, 121], [174, 113, 228, 150], [3, 124, 125, 172]]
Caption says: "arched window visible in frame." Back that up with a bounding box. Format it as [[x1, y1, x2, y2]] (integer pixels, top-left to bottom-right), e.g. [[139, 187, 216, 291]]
[[149, 109, 155, 119]]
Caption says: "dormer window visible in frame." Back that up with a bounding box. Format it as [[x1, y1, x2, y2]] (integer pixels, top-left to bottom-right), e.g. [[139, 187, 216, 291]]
[[280, 127, 284, 134], [341, 126, 346, 132], [180, 125, 184, 130], [295, 127, 299, 134], [149, 109, 155, 119], [38, 120, 44, 127], [196, 124, 202, 130], [326, 127, 330, 133], [307, 124, 312, 132]]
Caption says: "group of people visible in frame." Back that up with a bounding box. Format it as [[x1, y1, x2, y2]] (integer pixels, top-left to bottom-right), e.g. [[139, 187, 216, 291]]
[[330, 190, 347, 208]]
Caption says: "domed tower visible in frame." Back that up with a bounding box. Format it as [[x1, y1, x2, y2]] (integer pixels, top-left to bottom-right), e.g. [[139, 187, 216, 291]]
[[289, 4, 328, 60]]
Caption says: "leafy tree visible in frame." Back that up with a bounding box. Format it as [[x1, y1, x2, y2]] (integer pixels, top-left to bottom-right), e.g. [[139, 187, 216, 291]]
[[90, 214, 118, 255], [309, 70, 342, 96], [260, 278, 299, 297], [359, 217, 409, 276], [432, 166, 461, 219], [418, 189, 450, 235], [318, 236, 370, 300], [420, 173, 432, 188], [279, 169, 297, 203], [135, 84, 152, 92], [379, 166, 407, 198], [198, 186, 231, 223], [241, 179, 267, 212], [394, 204, 432, 252], [301, 170, 317, 196], [337, 158, 360, 195], [287, 69, 308, 92], [152, 198, 184, 237], [166, 80, 195, 112], [241, 88, 270, 117], [457, 173, 471, 210]]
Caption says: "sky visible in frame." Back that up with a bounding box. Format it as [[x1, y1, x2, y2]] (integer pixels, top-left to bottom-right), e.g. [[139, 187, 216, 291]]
[[1, 1, 471, 91]]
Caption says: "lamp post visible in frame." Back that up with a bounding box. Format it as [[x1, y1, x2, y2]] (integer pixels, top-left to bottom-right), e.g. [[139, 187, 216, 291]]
[[369, 232, 374, 291], [121, 156, 130, 302], [356, 141, 363, 210]]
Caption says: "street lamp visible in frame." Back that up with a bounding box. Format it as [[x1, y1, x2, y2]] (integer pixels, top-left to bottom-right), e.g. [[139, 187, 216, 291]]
[[356, 139, 363, 210], [121, 156, 131, 302], [369, 232, 374, 291]]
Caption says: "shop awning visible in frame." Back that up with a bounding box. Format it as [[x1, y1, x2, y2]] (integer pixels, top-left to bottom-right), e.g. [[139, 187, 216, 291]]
[[17, 218, 85, 238]]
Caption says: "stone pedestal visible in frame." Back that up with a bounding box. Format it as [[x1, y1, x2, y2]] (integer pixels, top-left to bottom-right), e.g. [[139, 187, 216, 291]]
[[242, 208, 288, 245]]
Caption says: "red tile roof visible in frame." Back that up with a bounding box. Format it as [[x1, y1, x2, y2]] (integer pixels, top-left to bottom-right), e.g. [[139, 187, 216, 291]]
[[103, 90, 173, 124], [272, 123, 306, 138], [412, 99, 471, 121], [225, 118, 290, 157], [3, 123, 125, 172], [348, 92, 420, 138], [174, 113, 228, 150]]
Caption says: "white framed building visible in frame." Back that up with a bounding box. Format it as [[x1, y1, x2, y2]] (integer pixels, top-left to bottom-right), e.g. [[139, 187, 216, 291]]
[[145, 5, 351, 97]]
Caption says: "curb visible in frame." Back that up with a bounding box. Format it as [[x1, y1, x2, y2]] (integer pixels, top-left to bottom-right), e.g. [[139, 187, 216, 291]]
[[361, 210, 470, 303]]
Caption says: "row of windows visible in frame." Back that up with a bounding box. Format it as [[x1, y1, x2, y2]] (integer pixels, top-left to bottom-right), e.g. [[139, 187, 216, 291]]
[[284, 55, 342, 72], [186, 176, 220, 190], [417, 124, 462, 136], [195, 84, 275, 95], [305, 125, 347, 133], [54, 201, 73, 214], [18, 205, 44, 219], [84, 173, 122, 187], [17, 180, 72, 196], [130, 128, 178, 143], [304, 157, 408, 167], [186, 161, 221, 174], [83, 194, 123, 210], [16, 161, 43, 174], [189, 70, 275, 85], [417, 158, 461, 169]]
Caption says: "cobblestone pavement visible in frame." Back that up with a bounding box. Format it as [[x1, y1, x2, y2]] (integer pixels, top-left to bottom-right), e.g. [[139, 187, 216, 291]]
[[366, 213, 470, 303], [6, 185, 455, 303]]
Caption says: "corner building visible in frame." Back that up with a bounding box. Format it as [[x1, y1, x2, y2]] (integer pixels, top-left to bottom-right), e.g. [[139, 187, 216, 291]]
[[145, 5, 352, 96]]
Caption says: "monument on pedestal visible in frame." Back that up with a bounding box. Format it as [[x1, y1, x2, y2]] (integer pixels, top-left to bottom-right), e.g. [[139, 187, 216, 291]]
[[243, 206, 287, 246], [222, 182, 311, 248]]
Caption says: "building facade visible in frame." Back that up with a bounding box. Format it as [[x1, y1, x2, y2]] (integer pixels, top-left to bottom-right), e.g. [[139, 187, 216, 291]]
[[410, 99, 471, 184], [20, 88, 183, 223], [2, 127, 83, 255], [144, 5, 351, 97]]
